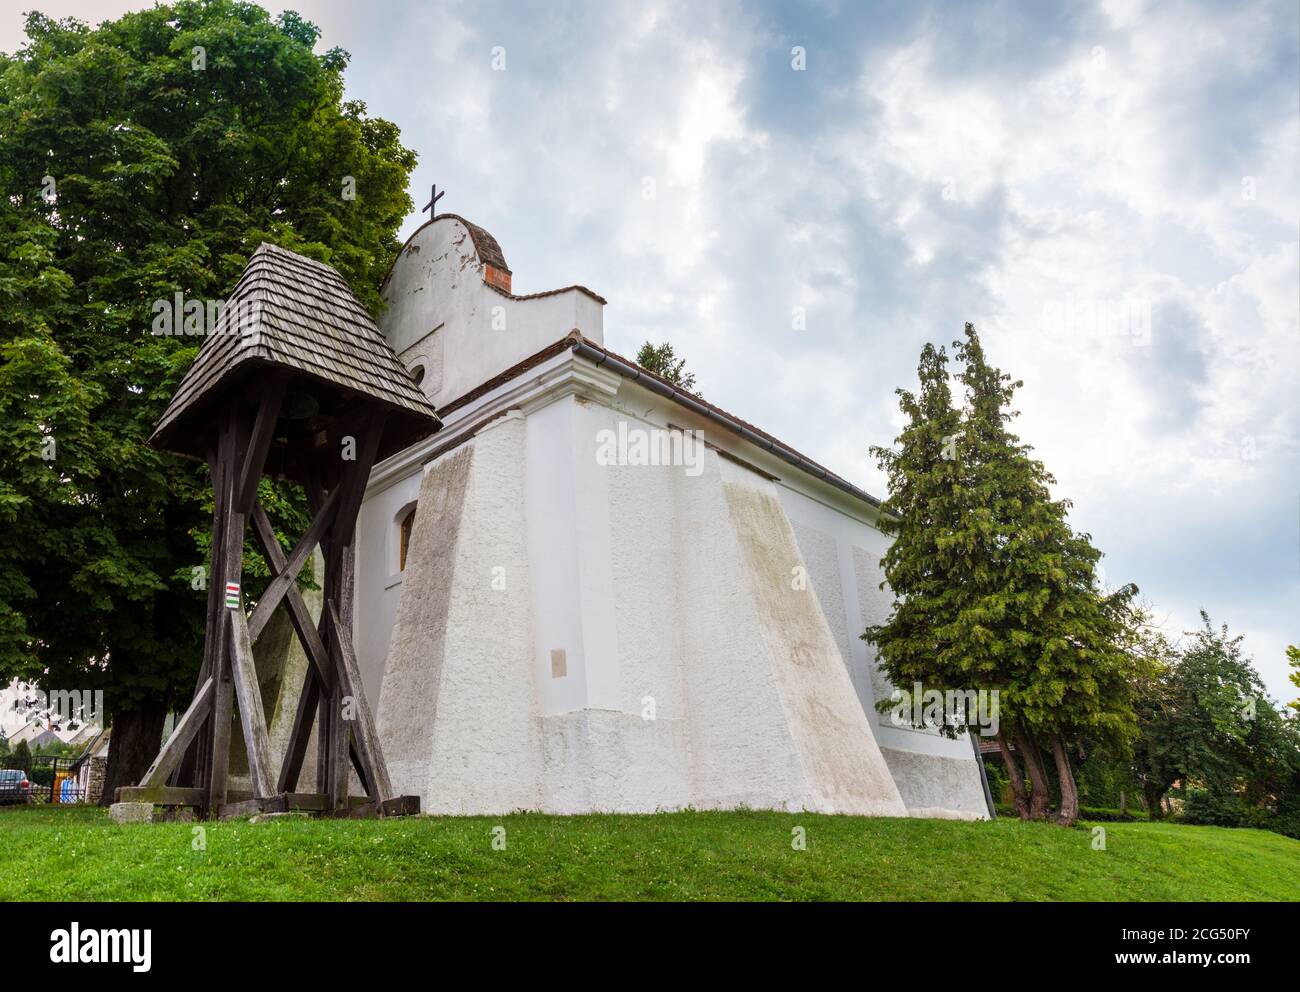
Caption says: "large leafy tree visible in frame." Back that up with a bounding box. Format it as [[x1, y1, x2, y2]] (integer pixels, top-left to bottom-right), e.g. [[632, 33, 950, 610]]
[[0, 1, 417, 801], [867, 324, 1142, 825], [1133, 613, 1299, 819]]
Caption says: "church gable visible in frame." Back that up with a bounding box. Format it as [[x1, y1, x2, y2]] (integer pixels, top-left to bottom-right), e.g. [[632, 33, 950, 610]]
[[379, 215, 605, 411]]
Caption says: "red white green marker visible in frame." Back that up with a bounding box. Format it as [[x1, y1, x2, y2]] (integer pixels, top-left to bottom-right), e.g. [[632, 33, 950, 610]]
[[224, 582, 240, 609]]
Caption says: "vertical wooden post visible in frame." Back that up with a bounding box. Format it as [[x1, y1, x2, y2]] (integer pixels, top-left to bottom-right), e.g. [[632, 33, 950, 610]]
[[301, 416, 386, 810], [172, 439, 226, 791], [207, 408, 242, 813]]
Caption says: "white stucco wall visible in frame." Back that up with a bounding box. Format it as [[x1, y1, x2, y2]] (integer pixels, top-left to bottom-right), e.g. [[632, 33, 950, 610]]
[[777, 478, 989, 817], [353, 212, 989, 819], [370, 396, 913, 815]]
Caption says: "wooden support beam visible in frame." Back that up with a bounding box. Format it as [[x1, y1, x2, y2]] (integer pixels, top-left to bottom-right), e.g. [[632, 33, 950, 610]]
[[318, 419, 386, 811], [314, 796, 417, 818], [327, 600, 393, 802], [321, 801, 378, 820], [246, 489, 338, 643], [329, 684, 349, 810], [315, 676, 332, 796], [174, 443, 228, 790], [276, 669, 320, 795], [218, 794, 289, 820], [284, 792, 371, 812], [228, 608, 275, 798], [330, 416, 386, 543], [140, 677, 214, 789], [378, 796, 421, 817], [223, 790, 367, 811], [207, 409, 241, 813], [349, 740, 372, 799], [247, 503, 336, 695], [236, 379, 286, 514]]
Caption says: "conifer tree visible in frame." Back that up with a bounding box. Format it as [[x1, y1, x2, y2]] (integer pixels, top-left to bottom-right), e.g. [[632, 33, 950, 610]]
[[866, 344, 965, 693], [863, 344, 1017, 801], [869, 324, 1142, 825], [953, 323, 1139, 824]]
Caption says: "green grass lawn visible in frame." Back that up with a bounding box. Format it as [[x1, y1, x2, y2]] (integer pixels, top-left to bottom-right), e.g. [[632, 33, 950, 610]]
[[0, 804, 1295, 901]]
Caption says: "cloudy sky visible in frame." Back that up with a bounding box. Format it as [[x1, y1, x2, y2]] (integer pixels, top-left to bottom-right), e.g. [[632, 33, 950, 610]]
[[5, 0, 1298, 701]]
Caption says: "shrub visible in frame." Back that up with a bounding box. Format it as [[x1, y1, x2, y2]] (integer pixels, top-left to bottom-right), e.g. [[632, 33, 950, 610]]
[[1181, 789, 1272, 830]]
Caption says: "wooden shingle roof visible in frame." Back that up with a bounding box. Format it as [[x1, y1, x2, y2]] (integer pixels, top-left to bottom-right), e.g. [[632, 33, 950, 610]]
[[152, 243, 440, 464]]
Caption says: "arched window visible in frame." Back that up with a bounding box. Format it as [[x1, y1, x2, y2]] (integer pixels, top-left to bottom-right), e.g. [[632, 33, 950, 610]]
[[399, 506, 416, 571], [410, 363, 426, 386]]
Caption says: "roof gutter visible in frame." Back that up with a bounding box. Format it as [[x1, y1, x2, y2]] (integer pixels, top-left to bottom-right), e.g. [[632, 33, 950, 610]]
[[567, 336, 883, 510]]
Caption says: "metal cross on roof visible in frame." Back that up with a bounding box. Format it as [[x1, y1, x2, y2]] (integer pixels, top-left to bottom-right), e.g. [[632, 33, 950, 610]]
[[422, 184, 445, 217]]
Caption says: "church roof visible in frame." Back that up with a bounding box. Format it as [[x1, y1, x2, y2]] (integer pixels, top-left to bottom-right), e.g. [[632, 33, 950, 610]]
[[381, 213, 511, 290], [447, 214, 510, 274], [565, 335, 884, 510], [152, 243, 440, 460], [425, 331, 884, 512]]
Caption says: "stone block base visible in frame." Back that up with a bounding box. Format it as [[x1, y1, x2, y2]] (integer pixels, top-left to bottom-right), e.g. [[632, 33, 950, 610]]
[[108, 802, 155, 824]]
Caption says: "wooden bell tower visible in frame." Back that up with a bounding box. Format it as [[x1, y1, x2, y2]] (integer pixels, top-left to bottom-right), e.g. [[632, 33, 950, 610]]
[[120, 243, 440, 819]]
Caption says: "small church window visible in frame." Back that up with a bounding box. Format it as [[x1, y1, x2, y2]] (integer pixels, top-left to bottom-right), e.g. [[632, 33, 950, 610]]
[[410, 364, 426, 386], [399, 506, 416, 571]]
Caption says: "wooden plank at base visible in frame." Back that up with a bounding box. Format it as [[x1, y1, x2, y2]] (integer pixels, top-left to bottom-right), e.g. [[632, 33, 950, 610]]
[[378, 795, 420, 817], [115, 786, 205, 806], [321, 801, 378, 820], [218, 794, 289, 820], [221, 792, 369, 813]]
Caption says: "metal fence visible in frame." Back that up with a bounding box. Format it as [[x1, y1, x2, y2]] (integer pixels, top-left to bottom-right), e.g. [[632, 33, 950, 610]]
[[27, 755, 86, 804]]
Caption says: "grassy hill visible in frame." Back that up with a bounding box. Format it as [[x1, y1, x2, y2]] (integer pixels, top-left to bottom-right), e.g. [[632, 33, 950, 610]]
[[1, 805, 1295, 901]]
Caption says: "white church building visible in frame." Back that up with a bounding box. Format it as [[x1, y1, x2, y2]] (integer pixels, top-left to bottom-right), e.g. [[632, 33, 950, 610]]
[[305, 213, 992, 819]]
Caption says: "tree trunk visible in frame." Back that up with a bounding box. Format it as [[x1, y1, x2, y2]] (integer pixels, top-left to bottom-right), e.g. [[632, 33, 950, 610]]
[[1013, 723, 1052, 819], [995, 728, 1030, 819], [99, 701, 169, 806], [1051, 734, 1079, 826], [1118, 788, 1126, 816], [1143, 782, 1166, 820]]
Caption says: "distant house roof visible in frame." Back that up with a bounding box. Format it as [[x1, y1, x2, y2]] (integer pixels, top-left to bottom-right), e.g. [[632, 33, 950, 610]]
[[9, 721, 42, 745], [70, 728, 110, 773], [151, 243, 440, 466], [12, 724, 60, 749], [63, 723, 100, 748]]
